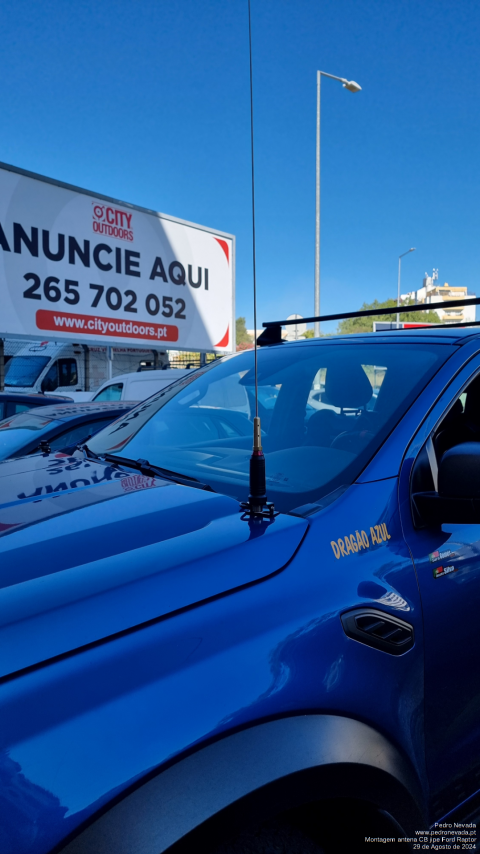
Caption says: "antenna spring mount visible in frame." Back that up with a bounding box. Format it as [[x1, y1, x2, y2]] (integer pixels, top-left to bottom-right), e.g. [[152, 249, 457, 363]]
[[240, 416, 277, 519]]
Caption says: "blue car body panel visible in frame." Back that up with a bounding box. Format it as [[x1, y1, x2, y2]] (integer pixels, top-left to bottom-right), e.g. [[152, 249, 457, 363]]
[[0, 480, 307, 678], [397, 346, 480, 819], [1, 329, 480, 853], [1, 477, 421, 853]]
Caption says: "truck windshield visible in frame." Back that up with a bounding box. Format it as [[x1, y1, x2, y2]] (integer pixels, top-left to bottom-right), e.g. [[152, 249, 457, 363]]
[[88, 342, 450, 513], [4, 357, 50, 388]]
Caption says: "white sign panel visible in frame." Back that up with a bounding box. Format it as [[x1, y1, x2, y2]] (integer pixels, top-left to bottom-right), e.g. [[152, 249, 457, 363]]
[[0, 163, 234, 351]]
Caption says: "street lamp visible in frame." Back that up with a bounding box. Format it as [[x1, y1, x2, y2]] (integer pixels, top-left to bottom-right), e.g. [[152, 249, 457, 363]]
[[397, 248, 416, 327], [315, 71, 362, 337]]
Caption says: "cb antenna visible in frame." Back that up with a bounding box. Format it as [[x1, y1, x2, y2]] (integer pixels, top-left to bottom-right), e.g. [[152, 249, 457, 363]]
[[242, 0, 275, 518]]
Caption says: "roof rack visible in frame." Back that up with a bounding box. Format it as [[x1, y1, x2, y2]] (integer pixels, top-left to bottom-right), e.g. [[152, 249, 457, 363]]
[[257, 297, 480, 346]]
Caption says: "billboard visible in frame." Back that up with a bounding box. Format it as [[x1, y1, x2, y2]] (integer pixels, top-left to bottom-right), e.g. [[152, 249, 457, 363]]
[[0, 163, 234, 352]]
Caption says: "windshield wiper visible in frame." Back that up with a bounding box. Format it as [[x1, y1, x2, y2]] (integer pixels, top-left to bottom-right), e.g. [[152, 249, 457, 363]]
[[101, 453, 214, 492]]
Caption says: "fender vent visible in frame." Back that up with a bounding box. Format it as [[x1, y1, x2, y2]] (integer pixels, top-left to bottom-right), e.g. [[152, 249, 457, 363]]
[[341, 608, 414, 656]]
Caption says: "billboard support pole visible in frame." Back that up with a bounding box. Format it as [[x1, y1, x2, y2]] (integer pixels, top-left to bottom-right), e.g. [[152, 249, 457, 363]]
[[107, 346, 113, 380], [82, 344, 90, 392]]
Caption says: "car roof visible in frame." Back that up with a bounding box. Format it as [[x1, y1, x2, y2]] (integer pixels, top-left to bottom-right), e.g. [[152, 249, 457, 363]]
[[259, 326, 480, 349], [0, 392, 72, 402], [15, 401, 137, 421], [99, 368, 195, 383]]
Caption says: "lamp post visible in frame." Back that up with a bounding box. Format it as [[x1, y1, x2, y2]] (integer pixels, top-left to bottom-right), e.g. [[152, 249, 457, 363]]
[[315, 71, 361, 338], [397, 248, 416, 327]]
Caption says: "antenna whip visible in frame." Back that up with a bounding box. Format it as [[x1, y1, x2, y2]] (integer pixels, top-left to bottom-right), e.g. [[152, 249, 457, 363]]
[[248, 0, 258, 423], [243, 0, 273, 518]]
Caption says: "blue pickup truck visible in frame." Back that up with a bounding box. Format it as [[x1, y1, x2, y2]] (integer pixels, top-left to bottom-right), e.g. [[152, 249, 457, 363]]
[[1, 327, 480, 853]]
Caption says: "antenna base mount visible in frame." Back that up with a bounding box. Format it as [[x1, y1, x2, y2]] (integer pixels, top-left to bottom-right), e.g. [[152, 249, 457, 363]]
[[240, 500, 278, 520]]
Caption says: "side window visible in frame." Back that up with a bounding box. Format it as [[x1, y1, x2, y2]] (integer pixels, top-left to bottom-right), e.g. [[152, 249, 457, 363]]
[[197, 375, 250, 413], [42, 363, 59, 392], [433, 373, 480, 462], [58, 359, 78, 387], [93, 383, 124, 402], [43, 359, 78, 391], [412, 372, 480, 500], [0, 403, 4, 420], [42, 359, 78, 391], [13, 403, 31, 414]]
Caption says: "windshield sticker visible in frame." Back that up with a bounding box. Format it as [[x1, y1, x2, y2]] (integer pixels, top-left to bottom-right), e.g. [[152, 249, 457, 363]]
[[330, 523, 392, 559], [433, 565, 458, 578]]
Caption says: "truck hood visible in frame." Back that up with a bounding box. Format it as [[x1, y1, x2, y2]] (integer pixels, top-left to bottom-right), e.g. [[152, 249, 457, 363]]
[[0, 452, 308, 679]]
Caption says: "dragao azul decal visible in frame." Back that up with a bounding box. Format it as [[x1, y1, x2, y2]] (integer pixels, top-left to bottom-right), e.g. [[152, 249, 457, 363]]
[[330, 523, 391, 559]]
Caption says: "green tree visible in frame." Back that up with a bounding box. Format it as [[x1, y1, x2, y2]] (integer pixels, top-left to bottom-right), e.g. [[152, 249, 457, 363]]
[[236, 317, 253, 344], [336, 298, 441, 334], [302, 328, 330, 338]]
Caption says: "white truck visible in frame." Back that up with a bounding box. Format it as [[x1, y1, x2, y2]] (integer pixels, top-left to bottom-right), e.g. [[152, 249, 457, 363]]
[[91, 368, 195, 401], [3, 339, 169, 401]]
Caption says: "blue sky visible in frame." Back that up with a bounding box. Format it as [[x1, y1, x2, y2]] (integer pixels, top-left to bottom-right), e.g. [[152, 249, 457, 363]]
[[1, 0, 479, 333]]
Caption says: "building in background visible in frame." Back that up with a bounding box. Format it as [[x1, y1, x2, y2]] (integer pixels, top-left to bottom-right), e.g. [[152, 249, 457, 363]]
[[401, 269, 476, 324]]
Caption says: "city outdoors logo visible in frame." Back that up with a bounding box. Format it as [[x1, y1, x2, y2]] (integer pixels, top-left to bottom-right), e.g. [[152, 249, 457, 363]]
[[92, 203, 134, 241]]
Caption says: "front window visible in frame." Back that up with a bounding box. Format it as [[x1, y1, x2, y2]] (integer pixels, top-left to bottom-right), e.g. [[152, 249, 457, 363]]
[[89, 342, 449, 513], [4, 356, 50, 388]]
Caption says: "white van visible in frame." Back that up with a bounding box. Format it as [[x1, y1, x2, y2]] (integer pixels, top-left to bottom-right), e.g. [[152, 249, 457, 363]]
[[91, 368, 195, 402], [3, 340, 169, 400]]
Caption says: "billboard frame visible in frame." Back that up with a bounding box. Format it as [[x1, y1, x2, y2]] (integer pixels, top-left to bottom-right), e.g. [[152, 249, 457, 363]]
[[0, 160, 236, 353]]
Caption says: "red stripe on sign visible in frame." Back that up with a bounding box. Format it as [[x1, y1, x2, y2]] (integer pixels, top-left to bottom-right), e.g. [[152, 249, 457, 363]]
[[215, 325, 229, 348], [36, 310, 178, 343], [215, 238, 229, 263], [403, 323, 433, 328]]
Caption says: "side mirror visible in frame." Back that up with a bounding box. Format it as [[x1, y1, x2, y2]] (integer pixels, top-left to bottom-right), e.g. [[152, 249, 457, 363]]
[[413, 442, 480, 525], [41, 375, 56, 393]]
